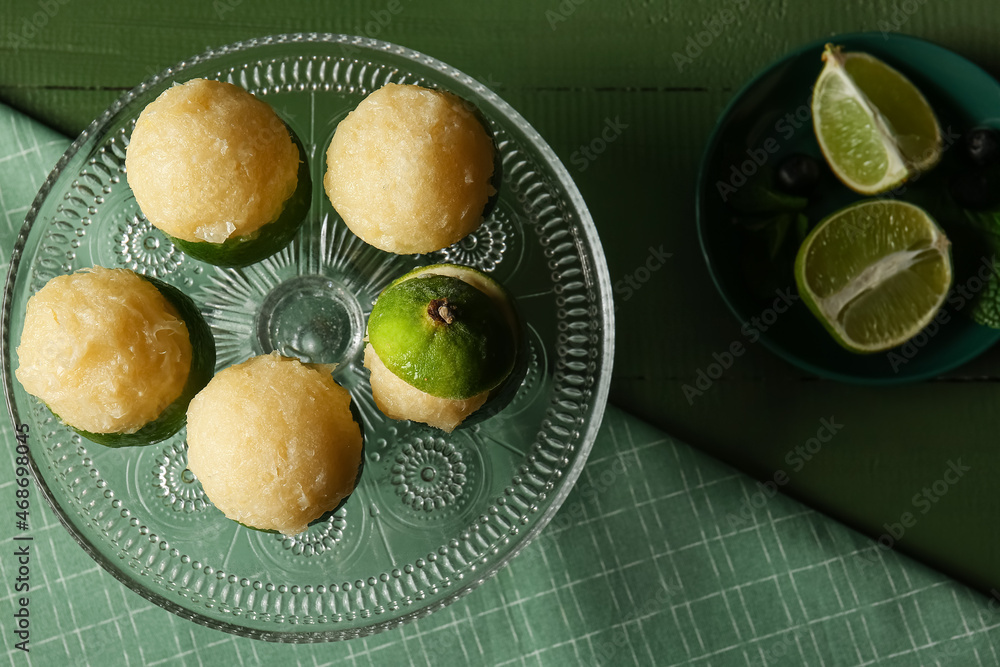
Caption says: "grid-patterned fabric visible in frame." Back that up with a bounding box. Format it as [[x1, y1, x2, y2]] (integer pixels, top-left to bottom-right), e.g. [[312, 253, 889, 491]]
[[2, 106, 999, 666]]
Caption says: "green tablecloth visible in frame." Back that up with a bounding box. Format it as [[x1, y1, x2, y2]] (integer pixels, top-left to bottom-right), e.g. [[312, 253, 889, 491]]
[[3, 103, 999, 667]]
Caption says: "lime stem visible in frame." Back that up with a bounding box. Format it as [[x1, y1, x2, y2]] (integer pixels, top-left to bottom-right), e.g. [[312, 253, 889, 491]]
[[428, 298, 456, 325]]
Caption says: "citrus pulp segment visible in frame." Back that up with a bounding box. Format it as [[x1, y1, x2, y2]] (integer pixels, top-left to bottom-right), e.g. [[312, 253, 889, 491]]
[[812, 45, 942, 194], [794, 200, 952, 353]]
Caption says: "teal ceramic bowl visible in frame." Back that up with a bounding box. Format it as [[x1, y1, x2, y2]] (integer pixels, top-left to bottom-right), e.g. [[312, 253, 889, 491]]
[[697, 32, 1000, 384]]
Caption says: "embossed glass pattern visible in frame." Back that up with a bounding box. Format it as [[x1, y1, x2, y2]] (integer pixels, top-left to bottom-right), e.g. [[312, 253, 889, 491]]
[[1, 34, 613, 641]]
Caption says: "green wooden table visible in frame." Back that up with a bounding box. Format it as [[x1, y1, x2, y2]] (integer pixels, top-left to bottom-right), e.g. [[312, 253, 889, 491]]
[[4, 0, 1000, 661]]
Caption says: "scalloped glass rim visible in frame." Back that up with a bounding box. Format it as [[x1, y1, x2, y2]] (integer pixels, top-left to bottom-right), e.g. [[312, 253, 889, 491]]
[[1, 33, 614, 641]]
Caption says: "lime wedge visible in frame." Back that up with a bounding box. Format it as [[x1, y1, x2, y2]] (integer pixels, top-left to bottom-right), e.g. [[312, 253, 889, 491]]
[[812, 44, 942, 194], [794, 200, 951, 353]]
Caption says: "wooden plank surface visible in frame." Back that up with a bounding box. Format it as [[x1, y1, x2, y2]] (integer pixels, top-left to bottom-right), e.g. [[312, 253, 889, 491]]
[[3, 0, 1000, 592]]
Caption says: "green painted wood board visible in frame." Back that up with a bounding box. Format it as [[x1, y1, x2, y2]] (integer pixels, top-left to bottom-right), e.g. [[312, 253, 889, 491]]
[[2, 0, 1000, 598]]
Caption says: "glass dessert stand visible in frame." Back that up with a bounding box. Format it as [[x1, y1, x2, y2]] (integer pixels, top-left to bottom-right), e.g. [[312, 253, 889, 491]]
[[1, 34, 614, 641]]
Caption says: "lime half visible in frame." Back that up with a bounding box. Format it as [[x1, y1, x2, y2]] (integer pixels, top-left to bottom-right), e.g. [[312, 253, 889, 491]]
[[794, 200, 951, 353], [368, 267, 516, 400], [812, 44, 942, 194], [365, 263, 520, 432]]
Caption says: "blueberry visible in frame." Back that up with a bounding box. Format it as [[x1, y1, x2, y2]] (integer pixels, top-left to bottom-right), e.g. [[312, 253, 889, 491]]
[[775, 154, 821, 196], [964, 127, 1000, 167]]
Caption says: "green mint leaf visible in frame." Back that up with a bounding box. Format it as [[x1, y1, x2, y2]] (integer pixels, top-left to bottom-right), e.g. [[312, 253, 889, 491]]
[[961, 210, 1000, 329]]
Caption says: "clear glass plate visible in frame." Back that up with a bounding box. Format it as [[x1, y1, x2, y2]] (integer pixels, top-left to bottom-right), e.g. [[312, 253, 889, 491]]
[[1, 34, 614, 641]]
